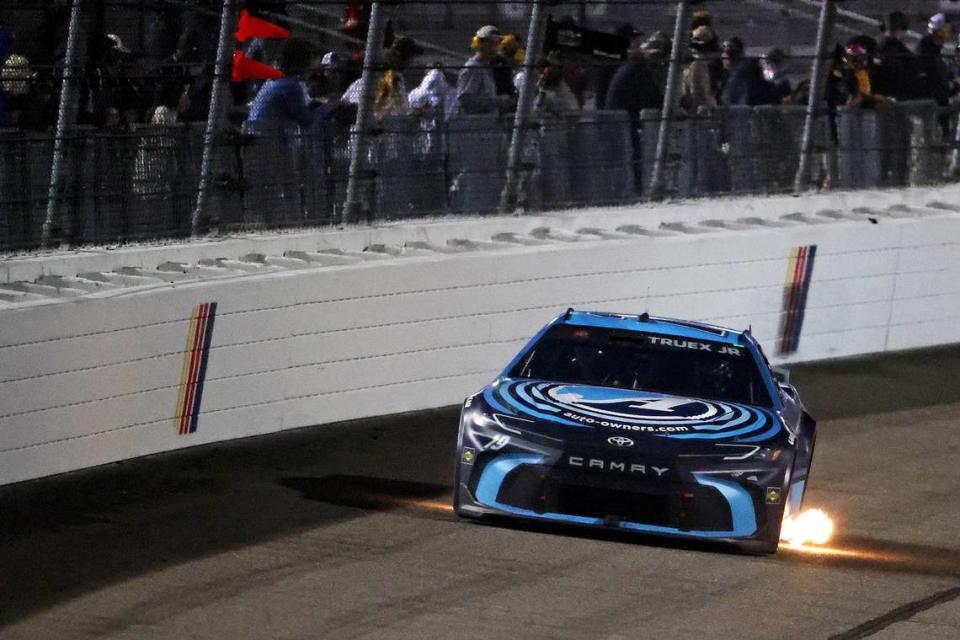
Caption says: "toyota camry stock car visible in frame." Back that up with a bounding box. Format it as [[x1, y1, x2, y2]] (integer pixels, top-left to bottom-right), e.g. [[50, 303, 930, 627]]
[[453, 310, 816, 554]]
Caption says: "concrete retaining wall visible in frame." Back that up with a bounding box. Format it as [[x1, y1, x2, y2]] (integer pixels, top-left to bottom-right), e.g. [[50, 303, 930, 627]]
[[2, 190, 959, 485]]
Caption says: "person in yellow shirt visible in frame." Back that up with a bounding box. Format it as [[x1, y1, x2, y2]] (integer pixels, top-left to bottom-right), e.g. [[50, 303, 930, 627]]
[[838, 42, 893, 109]]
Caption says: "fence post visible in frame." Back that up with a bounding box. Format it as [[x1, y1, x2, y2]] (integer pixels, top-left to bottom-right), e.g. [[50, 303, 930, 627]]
[[647, 0, 694, 200], [41, 0, 84, 249], [794, 0, 837, 193], [191, 0, 237, 237], [343, 1, 389, 224], [499, 1, 548, 213]]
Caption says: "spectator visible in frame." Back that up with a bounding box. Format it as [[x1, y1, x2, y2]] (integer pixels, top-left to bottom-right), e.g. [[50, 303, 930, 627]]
[[641, 31, 671, 98], [2, 53, 35, 127], [79, 33, 129, 128], [874, 11, 916, 100], [408, 62, 457, 119], [681, 26, 718, 112], [372, 51, 410, 119], [606, 32, 662, 193], [456, 25, 509, 114], [595, 24, 641, 110], [132, 79, 189, 198], [315, 52, 349, 101], [915, 13, 956, 106], [829, 42, 891, 109], [719, 37, 773, 106], [605, 34, 662, 115], [493, 34, 524, 98], [246, 37, 328, 135], [691, 10, 724, 103], [761, 48, 791, 104], [341, 36, 423, 118], [169, 0, 220, 66], [533, 51, 580, 114], [118, 52, 152, 128]]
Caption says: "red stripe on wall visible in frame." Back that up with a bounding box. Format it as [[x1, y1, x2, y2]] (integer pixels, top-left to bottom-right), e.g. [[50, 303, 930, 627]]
[[781, 247, 807, 350], [179, 304, 209, 435]]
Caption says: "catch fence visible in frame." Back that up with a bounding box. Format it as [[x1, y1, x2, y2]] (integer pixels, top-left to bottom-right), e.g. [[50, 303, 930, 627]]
[[1, 0, 958, 252]]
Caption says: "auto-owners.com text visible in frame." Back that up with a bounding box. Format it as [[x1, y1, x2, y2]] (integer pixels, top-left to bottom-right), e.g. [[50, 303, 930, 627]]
[[562, 412, 691, 432]]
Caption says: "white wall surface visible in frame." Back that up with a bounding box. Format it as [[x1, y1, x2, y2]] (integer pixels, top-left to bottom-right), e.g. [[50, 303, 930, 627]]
[[2, 192, 959, 486]]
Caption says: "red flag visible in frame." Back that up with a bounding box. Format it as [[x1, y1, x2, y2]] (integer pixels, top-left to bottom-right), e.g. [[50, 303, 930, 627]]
[[236, 10, 290, 42], [231, 50, 284, 82]]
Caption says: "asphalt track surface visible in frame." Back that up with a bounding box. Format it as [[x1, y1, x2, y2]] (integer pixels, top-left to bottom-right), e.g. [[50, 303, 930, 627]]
[[2, 347, 960, 639]]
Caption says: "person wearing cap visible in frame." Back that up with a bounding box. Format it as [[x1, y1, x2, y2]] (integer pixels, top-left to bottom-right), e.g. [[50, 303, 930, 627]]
[[606, 30, 663, 113], [605, 31, 663, 193], [593, 23, 640, 110], [79, 32, 130, 128], [720, 37, 774, 106], [915, 13, 956, 106], [641, 31, 672, 97], [681, 25, 718, 111], [456, 25, 509, 114], [493, 34, 524, 98], [833, 41, 891, 109], [312, 51, 347, 102], [875, 11, 917, 100], [761, 48, 791, 104]]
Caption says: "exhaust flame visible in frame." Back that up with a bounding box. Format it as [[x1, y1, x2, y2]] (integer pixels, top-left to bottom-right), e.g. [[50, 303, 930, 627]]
[[780, 508, 834, 546]]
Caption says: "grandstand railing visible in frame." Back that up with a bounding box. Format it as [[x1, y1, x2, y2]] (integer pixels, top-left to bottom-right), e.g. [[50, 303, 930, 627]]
[[2, 100, 953, 251]]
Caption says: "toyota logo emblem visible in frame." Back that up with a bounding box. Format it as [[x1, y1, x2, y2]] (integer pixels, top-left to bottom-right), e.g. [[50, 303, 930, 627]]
[[607, 436, 634, 447]]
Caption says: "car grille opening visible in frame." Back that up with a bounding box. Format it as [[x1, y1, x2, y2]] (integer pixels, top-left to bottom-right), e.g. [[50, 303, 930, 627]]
[[492, 464, 733, 532]]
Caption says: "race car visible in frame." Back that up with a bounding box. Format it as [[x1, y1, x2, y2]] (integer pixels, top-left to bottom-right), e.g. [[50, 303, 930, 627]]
[[453, 310, 816, 554]]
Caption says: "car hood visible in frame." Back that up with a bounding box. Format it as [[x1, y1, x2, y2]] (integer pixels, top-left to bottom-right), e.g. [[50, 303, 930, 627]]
[[478, 378, 785, 450]]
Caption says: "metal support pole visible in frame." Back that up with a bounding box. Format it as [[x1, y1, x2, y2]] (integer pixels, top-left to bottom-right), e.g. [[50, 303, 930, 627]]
[[648, 0, 693, 200], [191, 0, 237, 236], [343, 1, 388, 224], [794, 0, 837, 193], [41, 0, 84, 248], [499, 1, 548, 213]]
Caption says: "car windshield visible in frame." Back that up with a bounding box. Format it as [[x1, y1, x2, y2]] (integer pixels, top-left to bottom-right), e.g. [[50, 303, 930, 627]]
[[509, 325, 773, 408]]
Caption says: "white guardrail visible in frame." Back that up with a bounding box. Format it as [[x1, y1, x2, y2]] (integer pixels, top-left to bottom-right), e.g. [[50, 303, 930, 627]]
[[2, 186, 959, 485]]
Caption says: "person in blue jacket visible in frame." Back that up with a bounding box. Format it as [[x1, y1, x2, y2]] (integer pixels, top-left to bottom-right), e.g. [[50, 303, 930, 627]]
[[245, 37, 327, 135]]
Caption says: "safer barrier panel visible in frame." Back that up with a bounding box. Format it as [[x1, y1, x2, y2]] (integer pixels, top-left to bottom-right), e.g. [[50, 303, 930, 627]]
[[2, 202, 959, 485]]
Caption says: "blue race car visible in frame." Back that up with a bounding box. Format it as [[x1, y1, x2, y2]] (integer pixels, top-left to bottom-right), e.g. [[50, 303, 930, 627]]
[[453, 310, 816, 554]]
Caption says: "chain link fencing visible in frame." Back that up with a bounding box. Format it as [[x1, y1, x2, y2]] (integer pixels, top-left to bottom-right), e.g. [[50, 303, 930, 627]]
[[1, 0, 959, 253]]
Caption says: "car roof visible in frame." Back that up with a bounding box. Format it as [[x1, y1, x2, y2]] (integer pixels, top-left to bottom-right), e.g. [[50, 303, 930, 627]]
[[558, 310, 746, 346]]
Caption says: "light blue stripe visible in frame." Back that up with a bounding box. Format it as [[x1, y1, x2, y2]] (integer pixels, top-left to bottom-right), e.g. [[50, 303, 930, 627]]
[[657, 413, 767, 440], [474, 454, 602, 525], [692, 474, 758, 537], [513, 381, 560, 413], [500, 383, 584, 427], [788, 479, 805, 515], [737, 418, 782, 442], [483, 387, 510, 414]]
